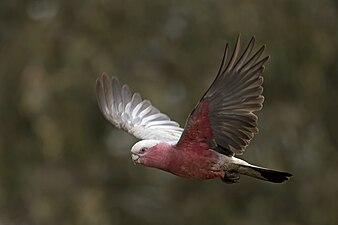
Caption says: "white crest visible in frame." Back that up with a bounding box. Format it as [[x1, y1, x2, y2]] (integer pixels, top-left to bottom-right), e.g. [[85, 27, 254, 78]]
[[131, 140, 162, 154]]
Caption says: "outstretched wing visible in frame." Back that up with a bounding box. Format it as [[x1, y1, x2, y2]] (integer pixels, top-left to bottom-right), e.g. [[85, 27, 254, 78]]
[[177, 35, 269, 156], [96, 74, 183, 143]]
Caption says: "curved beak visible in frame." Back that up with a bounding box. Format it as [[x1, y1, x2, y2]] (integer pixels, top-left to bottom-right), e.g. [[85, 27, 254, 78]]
[[131, 153, 140, 164]]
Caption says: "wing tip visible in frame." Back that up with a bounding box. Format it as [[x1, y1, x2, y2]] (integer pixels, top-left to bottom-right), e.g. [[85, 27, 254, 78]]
[[97, 72, 121, 88], [98, 72, 110, 83], [236, 33, 241, 43]]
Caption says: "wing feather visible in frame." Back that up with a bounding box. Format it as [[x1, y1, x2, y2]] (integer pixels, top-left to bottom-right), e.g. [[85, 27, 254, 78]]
[[177, 35, 268, 155], [96, 74, 183, 142]]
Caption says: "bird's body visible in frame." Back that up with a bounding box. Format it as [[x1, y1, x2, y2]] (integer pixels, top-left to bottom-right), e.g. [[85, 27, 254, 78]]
[[96, 35, 292, 184], [131, 140, 288, 183]]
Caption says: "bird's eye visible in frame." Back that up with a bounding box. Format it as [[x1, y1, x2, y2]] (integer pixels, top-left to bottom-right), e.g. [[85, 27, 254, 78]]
[[139, 148, 147, 154]]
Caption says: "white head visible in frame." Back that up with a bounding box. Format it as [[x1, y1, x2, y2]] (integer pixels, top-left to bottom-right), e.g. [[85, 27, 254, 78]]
[[131, 140, 161, 162], [130, 140, 171, 169]]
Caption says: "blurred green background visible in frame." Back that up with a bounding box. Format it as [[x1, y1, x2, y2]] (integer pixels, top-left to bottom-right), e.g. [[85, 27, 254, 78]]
[[1, 0, 338, 224]]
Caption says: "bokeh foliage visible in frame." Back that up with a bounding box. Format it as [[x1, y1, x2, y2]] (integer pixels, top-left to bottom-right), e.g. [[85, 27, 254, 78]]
[[0, 0, 337, 224]]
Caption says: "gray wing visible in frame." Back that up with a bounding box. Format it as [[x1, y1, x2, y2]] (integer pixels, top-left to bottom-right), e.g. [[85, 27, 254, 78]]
[[177, 35, 269, 155], [96, 74, 183, 143]]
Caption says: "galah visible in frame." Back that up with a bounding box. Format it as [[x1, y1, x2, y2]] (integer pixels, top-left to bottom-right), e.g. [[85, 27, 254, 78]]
[[96, 36, 292, 184]]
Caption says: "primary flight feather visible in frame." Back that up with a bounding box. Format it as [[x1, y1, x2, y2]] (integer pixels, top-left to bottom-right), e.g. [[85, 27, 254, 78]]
[[96, 35, 292, 183]]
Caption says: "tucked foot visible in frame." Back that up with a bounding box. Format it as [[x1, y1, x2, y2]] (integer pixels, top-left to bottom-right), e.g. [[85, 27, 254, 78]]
[[221, 170, 240, 184]]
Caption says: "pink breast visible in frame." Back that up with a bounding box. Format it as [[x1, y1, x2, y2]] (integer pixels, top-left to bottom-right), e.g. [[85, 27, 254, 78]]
[[167, 146, 222, 180]]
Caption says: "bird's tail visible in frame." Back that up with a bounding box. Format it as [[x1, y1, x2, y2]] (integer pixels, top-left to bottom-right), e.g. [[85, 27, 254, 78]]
[[237, 165, 292, 183]]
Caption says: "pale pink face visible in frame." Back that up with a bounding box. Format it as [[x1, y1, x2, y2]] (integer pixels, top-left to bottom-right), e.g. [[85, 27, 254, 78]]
[[131, 140, 172, 170]]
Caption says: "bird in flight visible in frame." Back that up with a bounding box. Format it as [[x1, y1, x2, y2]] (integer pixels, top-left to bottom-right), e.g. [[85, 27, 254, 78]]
[[96, 35, 292, 184]]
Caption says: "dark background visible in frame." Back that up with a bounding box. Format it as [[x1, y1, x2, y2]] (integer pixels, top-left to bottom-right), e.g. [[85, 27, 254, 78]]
[[1, 0, 337, 224]]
